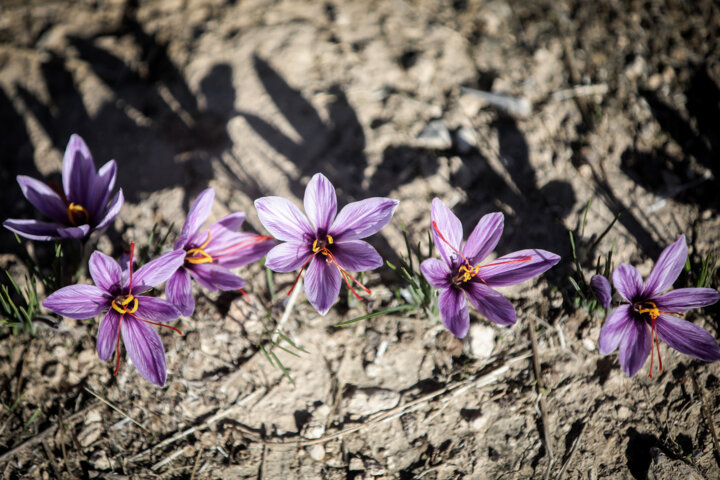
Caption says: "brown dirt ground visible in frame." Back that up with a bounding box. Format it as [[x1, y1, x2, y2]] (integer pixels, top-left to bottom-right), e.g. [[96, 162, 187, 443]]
[[1, 0, 720, 478]]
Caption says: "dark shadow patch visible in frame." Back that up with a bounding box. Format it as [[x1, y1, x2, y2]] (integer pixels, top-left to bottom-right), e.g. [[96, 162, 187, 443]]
[[625, 427, 658, 480]]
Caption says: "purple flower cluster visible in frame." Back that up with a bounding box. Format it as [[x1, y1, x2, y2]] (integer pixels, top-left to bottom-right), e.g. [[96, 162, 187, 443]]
[[593, 236, 720, 377], [7, 134, 719, 387]]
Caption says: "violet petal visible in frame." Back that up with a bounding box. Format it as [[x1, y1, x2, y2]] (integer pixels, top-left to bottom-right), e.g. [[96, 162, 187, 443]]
[[131, 250, 185, 294], [329, 197, 399, 241], [188, 263, 245, 291], [656, 314, 720, 362], [62, 134, 94, 204], [481, 249, 560, 287], [331, 240, 383, 272], [612, 264, 644, 302], [179, 187, 214, 246], [429, 198, 463, 267], [304, 173, 337, 233], [134, 296, 180, 323], [598, 305, 632, 355], [43, 284, 110, 319], [255, 196, 314, 242], [304, 256, 341, 315], [122, 316, 167, 386], [465, 282, 516, 325], [3, 219, 61, 241], [166, 268, 195, 317], [94, 189, 124, 231], [16, 175, 68, 223], [654, 288, 720, 313], [188, 212, 246, 248], [87, 160, 117, 221], [96, 310, 122, 361], [420, 258, 452, 289], [463, 212, 504, 266], [618, 318, 651, 377], [642, 235, 687, 297], [265, 242, 313, 273], [57, 224, 90, 239], [438, 287, 470, 338], [591, 274, 612, 309], [206, 232, 275, 269], [89, 251, 123, 293]]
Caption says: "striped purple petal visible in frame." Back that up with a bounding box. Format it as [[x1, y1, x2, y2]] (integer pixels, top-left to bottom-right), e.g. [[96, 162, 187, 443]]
[[612, 264, 643, 302], [121, 316, 167, 386], [329, 197, 399, 242], [438, 287, 470, 338], [465, 282, 516, 325], [130, 250, 185, 294], [654, 288, 720, 313], [96, 310, 122, 361], [166, 268, 195, 317], [3, 219, 61, 241], [188, 263, 245, 291], [656, 314, 720, 362], [304, 256, 342, 316], [420, 258, 452, 289], [642, 235, 687, 297], [463, 212, 504, 266], [332, 240, 383, 272], [481, 249, 560, 287], [94, 189, 124, 231], [178, 188, 214, 247], [304, 173, 337, 233], [618, 318, 651, 377], [89, 251, 122, 293], [43, 284, 110, 319], [255, 196, 314, 242], [265, 242, 313, 273], [598, 305, 632, 355], [591, 274, 612, 309], [16, 176, 67, 223], [62, 134, 94, 205], [429, 198, 463, 267]]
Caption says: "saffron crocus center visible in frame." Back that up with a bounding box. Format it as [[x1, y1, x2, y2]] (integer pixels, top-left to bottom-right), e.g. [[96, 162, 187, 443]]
[[67, 202, 90, 226], [312, 234, 334, 254], [112, 294, 138, 314], [186, 230, 214, 264], [632, 300, 664, 378]]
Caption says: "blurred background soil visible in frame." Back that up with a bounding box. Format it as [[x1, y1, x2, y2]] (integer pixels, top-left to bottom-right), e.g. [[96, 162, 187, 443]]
[[1, 0, 720, 478]]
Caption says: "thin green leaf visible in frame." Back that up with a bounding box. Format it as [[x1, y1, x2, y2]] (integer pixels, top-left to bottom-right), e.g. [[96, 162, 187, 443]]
[[277, 332, 308, 353], [335, 304, 415, 327], [270, 350, 294, 385]]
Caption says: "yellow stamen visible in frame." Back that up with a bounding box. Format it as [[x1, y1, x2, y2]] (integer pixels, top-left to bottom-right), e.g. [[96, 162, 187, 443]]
[[312, 239, 320, 252], [638, 301, 660, 320], [458, 264, 480, 282], [66, 202, 90, 226], [185, 230, 214, 264], [327, 234, 333, 244], [111, 294, 138, 314]]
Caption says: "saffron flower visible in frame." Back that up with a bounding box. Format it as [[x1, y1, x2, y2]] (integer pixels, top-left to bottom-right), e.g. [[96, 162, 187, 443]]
[[591, 274, 612, 309], [595, 235, 720, 377], [420, 198, 560, 338], [167, 187, 275, 316], [43, 244, 184, 386], [3, 134, 124, 241], [255, 173, 398, 315]]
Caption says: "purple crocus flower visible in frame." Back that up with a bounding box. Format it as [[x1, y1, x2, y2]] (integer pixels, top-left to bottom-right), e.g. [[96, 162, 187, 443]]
[[166, 187, 275, 316], [3, 134, 124, 241], [591, 274, 612, 309], [255, 173, 398, 315], [43, 243, 184, 386], [596, 235, 720, 377], [420, 198, 560, 338]]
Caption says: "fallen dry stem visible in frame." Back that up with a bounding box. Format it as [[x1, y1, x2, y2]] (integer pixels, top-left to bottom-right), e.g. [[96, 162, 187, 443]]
[[83, 387, 147, 432], [527, 314, 554, 478]]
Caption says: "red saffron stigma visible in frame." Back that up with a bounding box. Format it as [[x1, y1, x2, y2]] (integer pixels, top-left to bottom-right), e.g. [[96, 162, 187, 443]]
[[208, 235, 274, 260], [431, 221, 472, 268], [128, 311, 183, 335]]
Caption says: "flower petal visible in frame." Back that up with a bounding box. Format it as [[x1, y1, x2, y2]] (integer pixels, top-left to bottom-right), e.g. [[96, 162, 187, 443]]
[[121, 316, 167, 386], [332, 240, 383, 272], [179, 188, 214, 244], [86, 160, 117, 222], [265, 242, 313, 273], [429, 198, 463, 267], [481, 249, 560, 287], [93, 189, 124, 231], [656, 314, 720, 362], [16, 175, 68, 223], [43, 284, 110, 319], [438, 287, 470, 338], [89, 251, 122, 293], [134, 296, 180, 323], [304, 173, 337, 233], [188, 264, 245, 291], [131, 250, 185, 294], [188, 212, 246, 249], [255, 196, 314, 242], [618, 318, 651, 377], [329, 197, 399, 241], [206, 232, 275, 269], [598, 305, 633, 355], [465, 282, 516, 325], [62, 134, 94, 205], [96, 310, 121, 361], [3, 219, 61, 241], [654, 288, 720, 313], [166, 268, 195, 317], [304, 256, 342, 316], [420, 258, 452, 289], [57, 224, 90, 239], [463, 212, 504, 265], [591, 274, 612, 309], [612, 264, 643, 302], [643, 235, 687, 297]]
